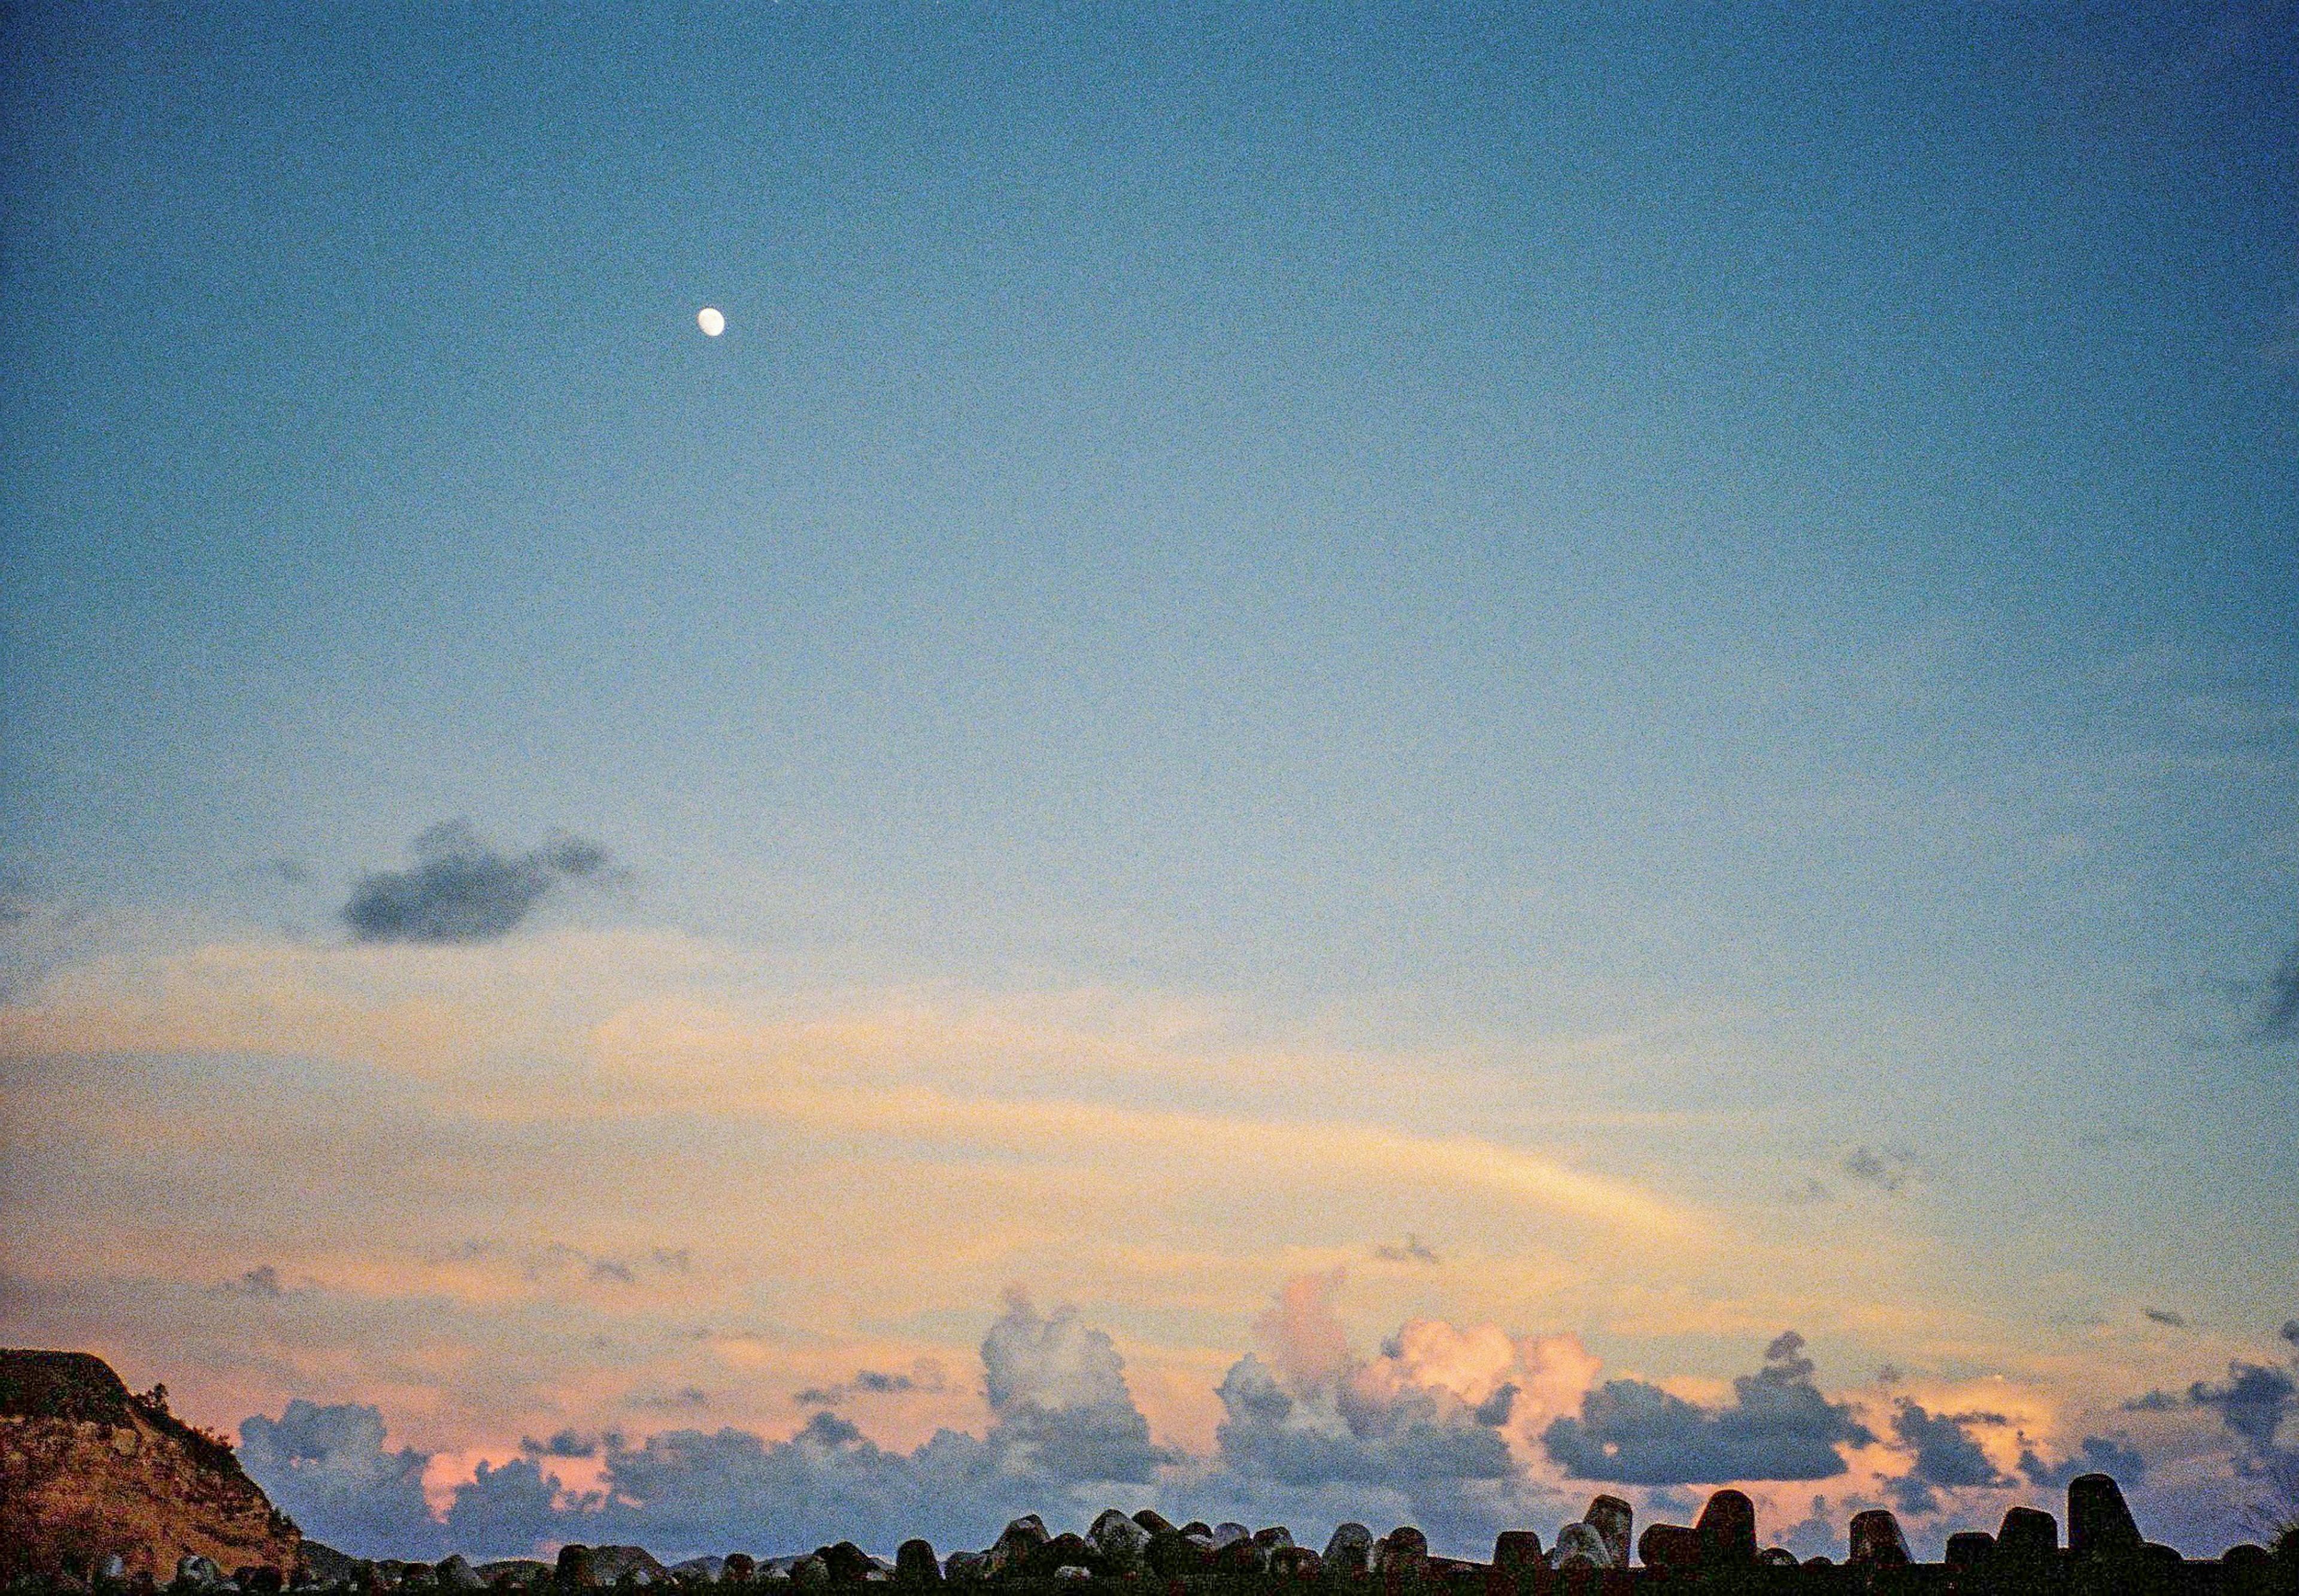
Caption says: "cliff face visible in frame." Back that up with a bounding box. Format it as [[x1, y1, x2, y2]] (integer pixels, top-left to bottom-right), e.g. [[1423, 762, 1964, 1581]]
[[0, 1349, 301, 1580]]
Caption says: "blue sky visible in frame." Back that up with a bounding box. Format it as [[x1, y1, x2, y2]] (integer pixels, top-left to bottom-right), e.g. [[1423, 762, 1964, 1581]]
[[3, 0, 2295, 1561]]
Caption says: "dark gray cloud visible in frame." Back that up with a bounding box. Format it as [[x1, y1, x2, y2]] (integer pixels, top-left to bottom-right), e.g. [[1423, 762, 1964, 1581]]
[[444, 1457, 569, 1557], [2189, 1361, 2296, 1453], [1472, 1383, 1518, 1427], [2261, 936, 2298, 1042], [794, 1361, 947, 1407], [1375, 1234, 1440, 1265], [2145, 1307, 2188, 1328], [1841, 1146, 1916, 1194], [2018, 1435, 2148, 1491], [1542, 1331, 1876, 1485], [340, 822, 610, 945], [238, 1400, 445, 1558], [520, 1430, 598, 1458], [213, 1264, 286, 1298], [2282, 1320, 2299, 1350], [2123, 1389, 2182, 1412], [1886, 1400, 2008, 1512]]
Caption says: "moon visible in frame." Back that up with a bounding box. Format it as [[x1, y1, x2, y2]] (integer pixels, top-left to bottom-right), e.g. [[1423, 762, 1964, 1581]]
[[697, 307, 726, 338]]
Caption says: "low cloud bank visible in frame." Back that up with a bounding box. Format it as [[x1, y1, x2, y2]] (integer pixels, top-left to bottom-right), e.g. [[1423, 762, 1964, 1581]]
[[239, 1289, 2295, 1562]]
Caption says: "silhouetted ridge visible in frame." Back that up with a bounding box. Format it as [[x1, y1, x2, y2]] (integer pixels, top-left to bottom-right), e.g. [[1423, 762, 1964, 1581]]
[[0, 1349, 141, 1425]]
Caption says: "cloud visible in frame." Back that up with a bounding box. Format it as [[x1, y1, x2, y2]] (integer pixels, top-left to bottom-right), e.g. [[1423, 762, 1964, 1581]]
[[1541, 1330, 1875, 1484], [2145, 1308, 2188, 1328], [1221, 1282, 1531, 1489], [340, 823, 611, 945], [443, 1456, 573, 1558], [428, 1293, 1180, 1559], [1187, 1276, 1582, 1551], [1375, 1234, 1440, 1265], [2018, 1435, 2148, 1491], [2261, 936, 2299, 1042], [1885, 1400, 2008, 1511], [213, 1264, 286, 1298], [794, 1361, 948, 1407], [520, 1430, 598, 1458], [979, 1286, 1179, 1483], [444, 1239, 690, 1289], [628, 1387, 711, 1411], [2123, 1390, 2182, 1412], [2189, 1362, 2296, 1454], [240, 1294, 1182, 1560], [1840, 1146, 1916, 1194], [238, 1400, 445, 1558]]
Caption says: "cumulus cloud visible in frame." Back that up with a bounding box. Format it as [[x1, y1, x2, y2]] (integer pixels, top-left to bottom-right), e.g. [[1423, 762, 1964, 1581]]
[[443, 1457, 571, 1558], [1375, 1234, 1440, 1265], [1190, 1275, 1584, 1550], [1885, 1400, 2008, 1513], [340, 823, 610, 945], [2145, 1308, 2188, 1328], [1541, 1331, 1875, 1484], [2018, 1435, 2148, 1491], [243, 1292, 1182, 1560], [238, 1400, 444, 1558], [2189, 1362, 2296, 1454], [979, 1286, 1179, 1483]]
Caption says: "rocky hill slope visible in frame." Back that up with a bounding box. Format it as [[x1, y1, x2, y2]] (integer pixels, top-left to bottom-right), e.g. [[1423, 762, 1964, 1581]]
[[0, 1349, 301, 1580]]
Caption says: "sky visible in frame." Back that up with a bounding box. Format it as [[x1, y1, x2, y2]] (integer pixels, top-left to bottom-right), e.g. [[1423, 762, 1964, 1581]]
[[2, 0, 2297, 1565]]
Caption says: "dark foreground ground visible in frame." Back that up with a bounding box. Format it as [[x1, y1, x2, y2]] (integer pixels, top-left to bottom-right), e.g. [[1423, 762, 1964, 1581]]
[[9, 1470, 2294, 1596]]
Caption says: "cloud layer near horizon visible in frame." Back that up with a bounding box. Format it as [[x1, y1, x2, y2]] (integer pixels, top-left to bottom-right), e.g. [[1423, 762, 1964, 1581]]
[[224, 1276, 2283, 1564], [1, 923, 2289, 1559]]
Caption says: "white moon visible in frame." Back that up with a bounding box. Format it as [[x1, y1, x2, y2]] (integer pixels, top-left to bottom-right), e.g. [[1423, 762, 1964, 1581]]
[[697, 307, 726, 337]]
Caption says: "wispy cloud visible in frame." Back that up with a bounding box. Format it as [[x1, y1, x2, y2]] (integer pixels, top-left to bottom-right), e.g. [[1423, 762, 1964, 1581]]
[[795, 1360, 948, 1407], [1840, 1146, 1918, 1194]]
